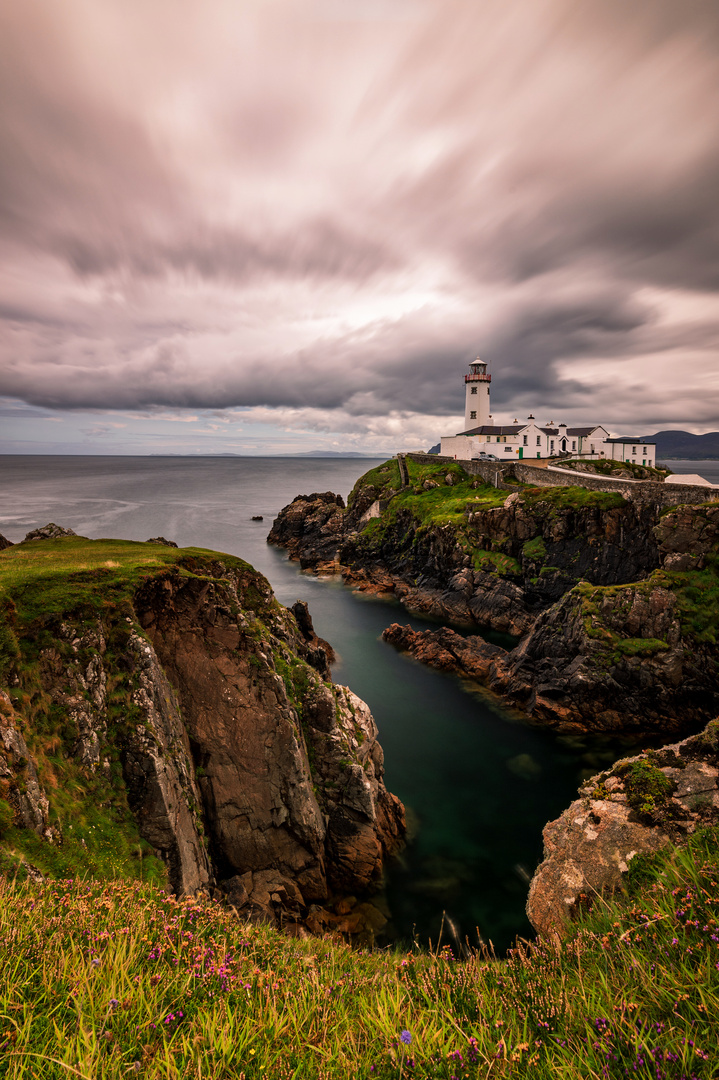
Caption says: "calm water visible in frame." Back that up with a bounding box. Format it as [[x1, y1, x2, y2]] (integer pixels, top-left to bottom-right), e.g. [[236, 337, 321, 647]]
[[0, 455, 651, 950]]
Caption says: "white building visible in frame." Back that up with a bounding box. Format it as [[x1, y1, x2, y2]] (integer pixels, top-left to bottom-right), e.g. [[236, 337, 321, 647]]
[[440, 357, 656, 467]]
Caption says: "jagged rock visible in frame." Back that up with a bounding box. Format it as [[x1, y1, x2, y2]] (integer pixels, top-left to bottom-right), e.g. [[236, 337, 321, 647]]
[[290, 600, 335, 675], [0, 691, 51, 838], [0, 535, 13, 551], [383, 624, 504, 682], [133, 563, 404, 913], [527, 718, 719, 939], [269, 481, 662, 636], [146, 536, 178, 547], [267, 492, 345, 569], [655, 503, 719, 558], [487, 578, 718, 734], [23, 523, 78, 541]]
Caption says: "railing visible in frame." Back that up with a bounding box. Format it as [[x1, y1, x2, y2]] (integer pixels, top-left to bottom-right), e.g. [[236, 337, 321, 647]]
[[464, 373, 491, 383]]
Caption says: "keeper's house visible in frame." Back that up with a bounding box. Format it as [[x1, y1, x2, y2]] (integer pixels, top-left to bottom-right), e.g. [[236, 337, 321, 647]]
[[440, 357, 656, 467]]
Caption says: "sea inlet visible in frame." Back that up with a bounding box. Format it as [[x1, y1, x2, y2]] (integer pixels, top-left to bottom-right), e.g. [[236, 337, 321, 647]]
[[0, 453, 667, 951]]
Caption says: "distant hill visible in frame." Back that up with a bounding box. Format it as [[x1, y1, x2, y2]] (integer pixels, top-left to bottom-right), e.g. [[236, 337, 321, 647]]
[[644, 430, 719, 459]]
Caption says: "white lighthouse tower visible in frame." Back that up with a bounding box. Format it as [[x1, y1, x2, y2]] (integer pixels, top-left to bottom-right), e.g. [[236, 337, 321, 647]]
[[463, 356, 491, 430]]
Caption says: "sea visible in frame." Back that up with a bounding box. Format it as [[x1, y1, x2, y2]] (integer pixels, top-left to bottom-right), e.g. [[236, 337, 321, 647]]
[[0, 455, 714, 951]]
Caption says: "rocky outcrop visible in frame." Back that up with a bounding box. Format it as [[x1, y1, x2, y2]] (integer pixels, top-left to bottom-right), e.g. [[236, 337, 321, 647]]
[[133, 566, 404, 921], [23, 524, 78, 541], [0, 690, 51, 840], [0, 535, 404, 935], [269, 473, 662, 637], [0, 535, 13, 551], [267, 492, 346, 570], [527, 718, 719, 940], [487, 582, 717, 733], [382, 624, 504, 682]]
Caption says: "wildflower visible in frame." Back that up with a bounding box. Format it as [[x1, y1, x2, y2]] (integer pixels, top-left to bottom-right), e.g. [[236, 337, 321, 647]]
[[400, 1030, 412, 1046]]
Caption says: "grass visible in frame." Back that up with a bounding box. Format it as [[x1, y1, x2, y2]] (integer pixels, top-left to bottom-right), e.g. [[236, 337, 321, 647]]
[[0, 538, 256, 626], [0, 827, 717, 1078]]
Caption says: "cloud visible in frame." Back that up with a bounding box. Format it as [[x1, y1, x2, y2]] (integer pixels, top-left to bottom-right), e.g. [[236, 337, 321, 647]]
[[0, 0, 718, 443]]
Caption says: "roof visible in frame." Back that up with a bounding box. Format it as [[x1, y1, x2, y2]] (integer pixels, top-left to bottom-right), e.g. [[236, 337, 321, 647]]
[[566, 426, 609, 437], [458, 424, 525, 436]]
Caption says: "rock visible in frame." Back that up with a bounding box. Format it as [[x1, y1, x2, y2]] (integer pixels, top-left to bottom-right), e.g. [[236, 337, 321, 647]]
[[146, 537, 178, 547], [0, 534, 13, 551], [487, 577, 719, 734], [23, 523, 78, 541], [290, 600, 335, 675], [527, 718, 719, 940], [267, 492, 346, 568], [0, 691, 51, 837], [134, 563, 404, 911], [382, 624, 505, 682]]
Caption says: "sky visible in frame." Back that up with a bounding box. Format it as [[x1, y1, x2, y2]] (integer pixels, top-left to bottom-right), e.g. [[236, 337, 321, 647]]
[[1, 0, 718, 456]]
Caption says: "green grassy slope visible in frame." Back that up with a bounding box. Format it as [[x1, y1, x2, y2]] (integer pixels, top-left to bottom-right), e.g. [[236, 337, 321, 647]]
[[0, 827, 717, 1078]]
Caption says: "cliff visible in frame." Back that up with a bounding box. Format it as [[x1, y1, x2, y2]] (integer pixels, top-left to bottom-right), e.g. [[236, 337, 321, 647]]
[[527, 717, 719, 940], [270, 457, 719, 735], [268, 460, 661, 637], [0, 532, 404, 935]]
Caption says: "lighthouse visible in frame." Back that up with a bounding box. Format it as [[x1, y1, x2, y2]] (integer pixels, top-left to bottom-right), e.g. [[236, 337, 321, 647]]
[[463, 356, 491, 430]]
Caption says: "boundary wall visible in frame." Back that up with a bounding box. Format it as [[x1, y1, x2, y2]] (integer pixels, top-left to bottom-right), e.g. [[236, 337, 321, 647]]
[[404, 454, 719, 508]]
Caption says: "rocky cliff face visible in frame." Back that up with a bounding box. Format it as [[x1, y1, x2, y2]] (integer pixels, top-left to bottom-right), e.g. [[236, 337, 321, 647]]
[[272, 461, 718, 736], [0, 536, 404, 934], [383, 504, 719, 734], [527, 718, 719, 940], [268, 462, 661, 637]]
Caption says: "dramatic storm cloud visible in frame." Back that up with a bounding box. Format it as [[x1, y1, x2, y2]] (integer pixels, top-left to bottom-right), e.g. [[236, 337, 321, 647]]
[[1, 0, 718, 452]]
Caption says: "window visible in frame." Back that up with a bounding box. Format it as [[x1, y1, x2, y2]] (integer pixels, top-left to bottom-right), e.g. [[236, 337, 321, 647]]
[[536, 436, 541, 446], [632, 446, 636, 455], [572, 440, 576, 451], [550, 440, 555, 450], [470, 411, 476, 420], [470, 386, 477, 395], [523, 435, 528, 445], [504, 446, 513, 452]]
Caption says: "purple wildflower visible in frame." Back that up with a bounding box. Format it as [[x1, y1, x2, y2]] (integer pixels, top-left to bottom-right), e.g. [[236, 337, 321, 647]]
[[400, 1030, 412, 1046]]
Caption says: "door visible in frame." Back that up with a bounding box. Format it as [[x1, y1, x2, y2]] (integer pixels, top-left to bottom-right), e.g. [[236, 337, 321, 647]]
[[518, 447, 523, 459]]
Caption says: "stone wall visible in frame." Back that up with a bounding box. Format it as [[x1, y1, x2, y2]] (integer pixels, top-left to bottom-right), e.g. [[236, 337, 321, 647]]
[[406, 454, 719, 507]]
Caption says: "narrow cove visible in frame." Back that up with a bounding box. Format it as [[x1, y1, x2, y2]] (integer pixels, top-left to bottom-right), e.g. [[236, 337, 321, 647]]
[[265, 546, 643, 952], [0, 455, 649, 951]]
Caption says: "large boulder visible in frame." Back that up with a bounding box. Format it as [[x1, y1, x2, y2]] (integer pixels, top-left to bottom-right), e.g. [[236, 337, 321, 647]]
[[527, 719, 719, 940]]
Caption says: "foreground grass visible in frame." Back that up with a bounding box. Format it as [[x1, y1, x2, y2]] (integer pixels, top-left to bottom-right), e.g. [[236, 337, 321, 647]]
[[1, 829, 718, 1079]]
